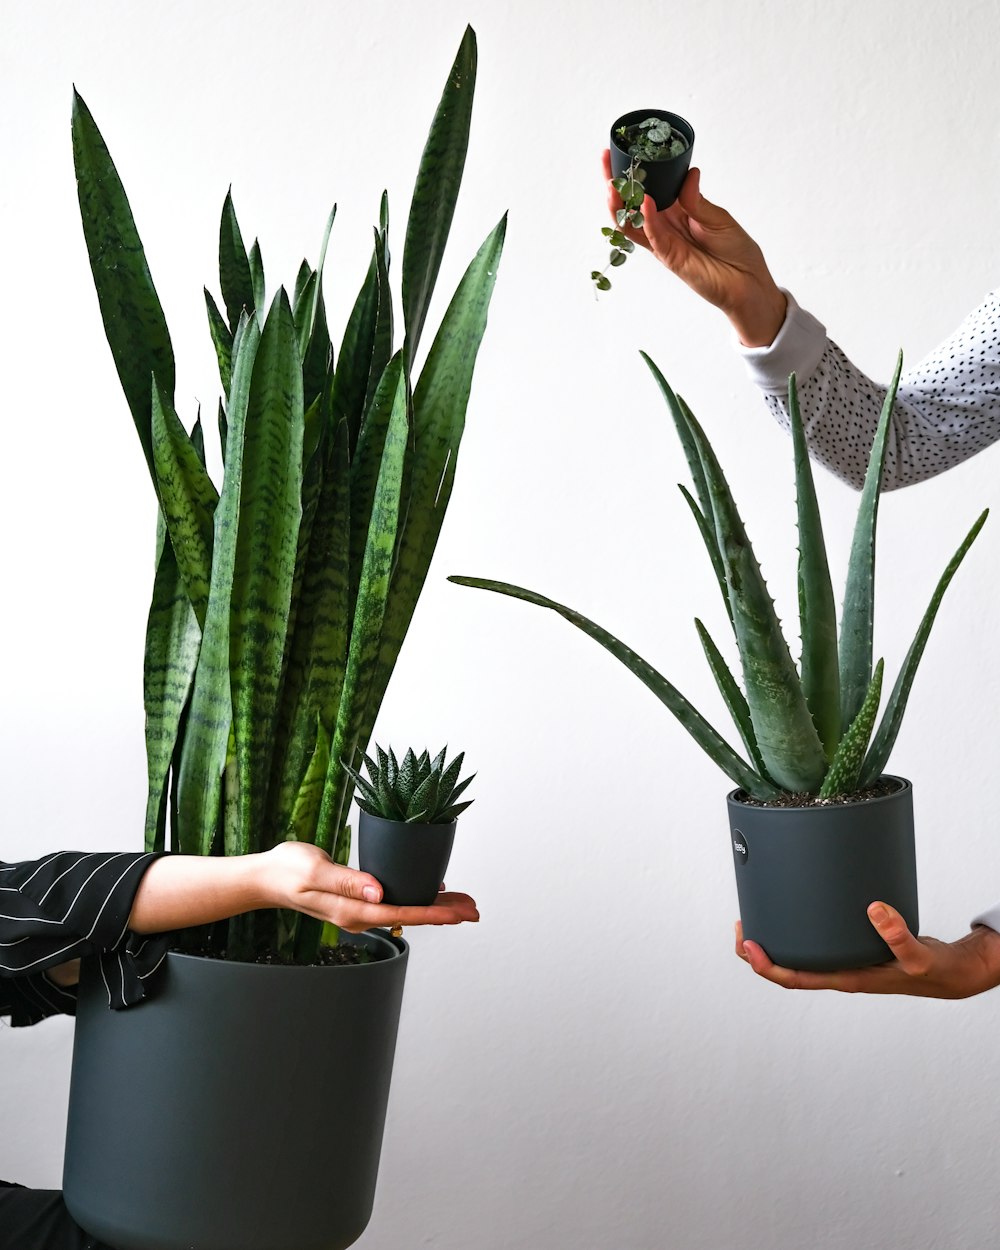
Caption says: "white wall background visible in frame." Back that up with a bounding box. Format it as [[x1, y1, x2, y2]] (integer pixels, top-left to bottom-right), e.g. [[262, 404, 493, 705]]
[[2, 1, 999, 1246]]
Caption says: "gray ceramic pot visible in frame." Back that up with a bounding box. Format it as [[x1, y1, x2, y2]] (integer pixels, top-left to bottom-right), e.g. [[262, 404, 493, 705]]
[[63, 930, 407, 1250], [728, 776, 918, 971], [358, 810, 457, 906]]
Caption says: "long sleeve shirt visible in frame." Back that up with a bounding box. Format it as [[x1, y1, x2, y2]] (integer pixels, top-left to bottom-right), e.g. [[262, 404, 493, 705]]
[[736, 289, 1000, 931], [0, 852, 168, 1027]]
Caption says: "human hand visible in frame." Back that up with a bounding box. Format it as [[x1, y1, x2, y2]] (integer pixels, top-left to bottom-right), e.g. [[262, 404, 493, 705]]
[[602, 150, 787, 347], [260, 841, 479, 934], [735, 904, 1000, 998]]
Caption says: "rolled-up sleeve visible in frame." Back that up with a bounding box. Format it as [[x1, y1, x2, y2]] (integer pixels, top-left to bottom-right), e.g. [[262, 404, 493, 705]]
[[0, 851, 170, 1026]]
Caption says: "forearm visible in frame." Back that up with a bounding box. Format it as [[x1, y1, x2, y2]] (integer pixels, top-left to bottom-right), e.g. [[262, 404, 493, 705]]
[[127, 854, 268, 934]]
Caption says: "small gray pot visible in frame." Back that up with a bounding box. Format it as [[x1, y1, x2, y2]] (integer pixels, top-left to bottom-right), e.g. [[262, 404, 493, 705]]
[[728, 776, 918, 972], [63, 930, 407, 1250], [358, 810, 457, 906]]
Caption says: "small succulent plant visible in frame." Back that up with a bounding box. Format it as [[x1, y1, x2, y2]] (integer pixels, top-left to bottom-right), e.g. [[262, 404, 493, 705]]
[[620, 116, 689, 162], [346, 746, 475, 824]]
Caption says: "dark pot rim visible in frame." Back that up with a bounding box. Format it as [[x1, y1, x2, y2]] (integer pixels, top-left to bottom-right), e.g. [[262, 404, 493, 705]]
[[166, 927, 407, 972], [358, 810, 459, 834], [610, 108, 695, 162], [727, 774, 911, 812]]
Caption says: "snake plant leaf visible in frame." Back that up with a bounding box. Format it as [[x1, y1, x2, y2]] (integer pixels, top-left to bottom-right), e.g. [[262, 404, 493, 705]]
[[293, 260, 313, 313], [230, 290, 305, 857], [659, 373, 827, 793], [401, 24, 476, 365], [270, 416, 351, 836], [359, 217, 506, 752], [331, 234, 381, 455], [143, 528, 201, 852], [819, 659, 884, 799], [350, 352, 405, 600], [860, 508, 988, 785], [294, 270, 318, 362], [363, 231, 395, 429], [679, 484, 733, 626], [694, 618, 772, 783], [838, 351, 904, 733], [249, 238, 265, 320], [204, 288, 233, 396], [298, 206, 336, 354], [788, 374, 841, 759], [317, 368, 410, 853], [285, 717, 330, 843], [449, 577, 781, 800], [72, 89, 175, 482], [176, 318, 261, 855], [219, 189, 255, 331], [151, 379, 219, 628], [302, 288, 333, 412], [217, 398, 227, 462]]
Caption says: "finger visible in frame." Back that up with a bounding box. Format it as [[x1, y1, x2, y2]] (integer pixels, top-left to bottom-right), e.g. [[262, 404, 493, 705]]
[[675, 168, 735, 230], [734, 920, 749, 961], [601, 148, 612, 181], [322, 861, 384, 904], [867, 902, 932, 976], [742, 940, 852, 991]]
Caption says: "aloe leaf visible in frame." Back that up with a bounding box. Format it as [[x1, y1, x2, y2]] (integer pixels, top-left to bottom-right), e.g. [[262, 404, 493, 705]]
[[444, 772, 475, 806], [438, 750, 465, 796], [402, 25, 477, 364], [316, 369, 410, 853], [407, 770, 441, 821], [860, 508, 988, 784], [819, 659, 884, 798], [176, 319, 261, 855], [437, 799, 473, 822], [151, 380, 219, 628], [205, 288, 233, 396], [219, 189, 254, 331], [839, 351, 904, 733], [648, 363, 826, 792], [72, 89, 175, 482], [694, 618, 772, 783], [230, 291, 305, 856], [359, 217, 506, 750], [449, 577, 780, 800], [788, 374, 840, 758], [679, 484, 733, 627], [249, 239, 265, 319], [143, 530, 201, 852], [643, 354, 714, 529]]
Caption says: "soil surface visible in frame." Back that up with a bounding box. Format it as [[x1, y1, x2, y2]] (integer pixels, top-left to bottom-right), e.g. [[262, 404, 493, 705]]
[[735, 777, 903, 809], [171, 943, 371, 966]]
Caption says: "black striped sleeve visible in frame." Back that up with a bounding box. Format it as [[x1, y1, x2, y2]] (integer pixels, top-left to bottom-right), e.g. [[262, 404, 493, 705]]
[[0, 851, 171, 1026]]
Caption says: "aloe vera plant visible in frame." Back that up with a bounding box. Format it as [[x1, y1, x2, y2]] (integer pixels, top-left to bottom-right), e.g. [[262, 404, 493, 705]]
[[73, 25, 504, 960], [452, 354, 987, 803]]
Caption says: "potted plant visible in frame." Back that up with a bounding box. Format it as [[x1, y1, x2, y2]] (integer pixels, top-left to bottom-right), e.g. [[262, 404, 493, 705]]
[[593, 109, 694, 293], [62, 25, 504, 1250], [345, 745, 475, 905], [451, 352, 987, 972]]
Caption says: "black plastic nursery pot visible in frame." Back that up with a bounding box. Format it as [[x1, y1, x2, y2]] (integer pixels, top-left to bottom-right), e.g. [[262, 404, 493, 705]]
[[609, 109, 695, 210], [358, 810, 457, 906], [63, 929, 408, 1250], [728, 776, 918, 972]]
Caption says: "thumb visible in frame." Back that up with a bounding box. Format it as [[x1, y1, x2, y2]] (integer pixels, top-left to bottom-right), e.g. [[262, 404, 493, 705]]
[[867, 902, 930, 974], [330, 863, 383, 904], [678, 168, 734, 230]]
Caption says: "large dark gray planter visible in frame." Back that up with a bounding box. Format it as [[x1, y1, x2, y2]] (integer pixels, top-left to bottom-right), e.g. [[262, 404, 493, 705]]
[[358, 810, 456, 906], [609, 109, 695, 211], [728, 776, 918, 971], [63, 930, 408, 1250]]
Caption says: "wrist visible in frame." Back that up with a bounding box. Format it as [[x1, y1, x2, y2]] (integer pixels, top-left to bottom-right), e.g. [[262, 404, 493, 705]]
[[968, 923, 1000, 991], [728, 284, 787, 349]]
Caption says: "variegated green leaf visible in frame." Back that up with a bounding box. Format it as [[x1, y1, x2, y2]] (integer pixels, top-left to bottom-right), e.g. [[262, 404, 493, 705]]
[[72, 89, 175, 482], [219, 189, 254, 331], [819, 659, 883, 798], [204, 288, 233, 397], [694, 618, 772, 783]]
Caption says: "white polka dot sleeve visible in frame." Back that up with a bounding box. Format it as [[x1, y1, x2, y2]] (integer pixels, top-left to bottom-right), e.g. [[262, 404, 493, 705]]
[[737, 289, 1000, 491]]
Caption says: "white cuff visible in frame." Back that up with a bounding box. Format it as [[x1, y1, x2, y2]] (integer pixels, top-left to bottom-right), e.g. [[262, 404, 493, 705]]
[[971, 904, 1000, 933], [735, 290, 828, 396]]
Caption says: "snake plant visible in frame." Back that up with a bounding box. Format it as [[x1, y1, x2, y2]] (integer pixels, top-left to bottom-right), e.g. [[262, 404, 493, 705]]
[[452, 354, 987, 803], [345, 746, 475, 824], [73, 26, 504, 959]]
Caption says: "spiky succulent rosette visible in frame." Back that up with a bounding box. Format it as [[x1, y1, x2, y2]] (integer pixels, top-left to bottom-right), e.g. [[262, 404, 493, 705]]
[[346, 746, 475, 824]]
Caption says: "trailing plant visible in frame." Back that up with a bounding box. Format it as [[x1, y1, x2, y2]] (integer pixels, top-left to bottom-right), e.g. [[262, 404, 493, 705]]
[[72, 25, 505, 960], [452, 354, 987, 802], [593, 117, 689, 294], [346, 746, 475, 824]]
